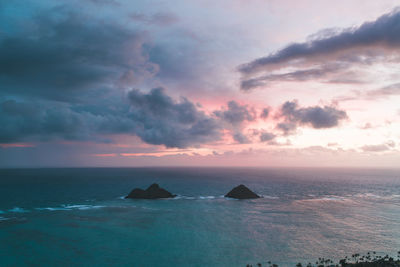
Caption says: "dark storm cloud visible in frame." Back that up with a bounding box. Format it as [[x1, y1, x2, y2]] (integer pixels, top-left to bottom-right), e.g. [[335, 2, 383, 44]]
[[239, 9, 400, 75], [277, 101, 347, 134], [0, 88, 222, 148], [0, 99, 135, 143], [0, 6, 158, 101], [127, 88, 221, 148]]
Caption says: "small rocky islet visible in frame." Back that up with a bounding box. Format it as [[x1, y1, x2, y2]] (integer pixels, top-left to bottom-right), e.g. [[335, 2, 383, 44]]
[[125, 183, 176, 199], [224, 184, 260, 199]]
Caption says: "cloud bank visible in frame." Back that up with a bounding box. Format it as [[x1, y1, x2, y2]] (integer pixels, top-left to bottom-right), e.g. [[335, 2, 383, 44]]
[[277, 101, 347, 134], [239, 8, 400, 90]]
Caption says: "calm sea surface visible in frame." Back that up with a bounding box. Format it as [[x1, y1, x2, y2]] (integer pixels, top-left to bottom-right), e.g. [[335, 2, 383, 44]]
[[0, 167, 399, 266]]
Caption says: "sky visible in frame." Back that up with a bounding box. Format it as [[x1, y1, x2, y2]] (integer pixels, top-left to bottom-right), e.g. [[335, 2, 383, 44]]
[[1, 0, 400, 167]]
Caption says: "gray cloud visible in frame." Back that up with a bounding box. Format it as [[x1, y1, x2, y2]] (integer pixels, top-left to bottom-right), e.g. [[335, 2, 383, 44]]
[[130, 12, 179, 26], [241, 64, 352, 91], [214, 101, 256, 126], [128, 88, 221, 148], [0, 88, 222, 148], [276, 122, 298, 136], [260, 108, 270, 119], [361, 141, 396, 152], [240, 9, 400, 75], [214, 101, 256, 144], [334, 82, 400, 104], [0, 99, 135, 143], [259, 132, 276, 142], [367, 83, 400, 98], [232, 132, 251, 144], [239, 8, 400, 90], [277, 101, 347, 133], [0, 6, 158, 101]]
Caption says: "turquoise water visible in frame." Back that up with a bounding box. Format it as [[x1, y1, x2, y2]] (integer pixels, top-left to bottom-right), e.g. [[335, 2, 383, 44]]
[[0, 167, 399, 266]]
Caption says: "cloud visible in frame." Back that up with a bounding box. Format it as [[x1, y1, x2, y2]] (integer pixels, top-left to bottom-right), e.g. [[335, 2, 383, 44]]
[[259, 132, 276, 142], [232, 132, 251, 144], [277, 100, 347, 133], [130, 12, 179, 26], [86, 0, 120, 5], [240, 63, 357, 90], [214, 101, 256, 144], [0, 88, 222, 148], [366, 83, 400, 98], [260, 108, 270, 119], [334, 82, 400, 104], [128, 87, 221, 148], [214, 101, 256, 126], [239, 8, 400, 90], [0, 99, 135, 143], [0, 5, 158, 101], [276, 122, 298, 136], [361, 141, 395, 152]]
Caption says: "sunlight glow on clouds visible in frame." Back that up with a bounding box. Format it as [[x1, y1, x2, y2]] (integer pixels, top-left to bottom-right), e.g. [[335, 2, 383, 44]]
[[0, 0, 399, 167]]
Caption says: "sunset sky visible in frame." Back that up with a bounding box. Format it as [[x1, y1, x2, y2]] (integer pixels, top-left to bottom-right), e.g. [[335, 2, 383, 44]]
[[1, 0, 400, 167]]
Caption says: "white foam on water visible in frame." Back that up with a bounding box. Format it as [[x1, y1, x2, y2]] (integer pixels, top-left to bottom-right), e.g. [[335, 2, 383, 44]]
[[35, 207, 70, 211], [172, 195, 195, 200], [62, 204, 105, 210], [261, 195, 279, 199], [9, 207, 29, 213], [35, 204, 106, 211], [198, 196, 216, 199]]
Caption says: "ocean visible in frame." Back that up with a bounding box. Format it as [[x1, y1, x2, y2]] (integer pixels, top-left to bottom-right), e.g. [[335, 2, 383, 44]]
[[0, 167, 399, 267]]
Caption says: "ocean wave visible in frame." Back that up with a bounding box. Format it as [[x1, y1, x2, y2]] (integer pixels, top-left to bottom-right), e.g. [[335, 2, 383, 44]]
[[172, 195, 198, 200], [173, 195, 227, 200], [198, 196, 216, 199], [35, 204, 106, 212], [63, 204, 105, 210], [36, 207, 70, 211], [9, 207, 29, 213]]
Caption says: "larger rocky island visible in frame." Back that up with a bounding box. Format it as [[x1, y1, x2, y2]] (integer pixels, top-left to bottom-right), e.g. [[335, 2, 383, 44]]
[[125, 183, 176, 199], [225, 184, 260, 199]]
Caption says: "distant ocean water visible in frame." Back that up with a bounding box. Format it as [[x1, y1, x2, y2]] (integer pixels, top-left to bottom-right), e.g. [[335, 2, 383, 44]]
[[0, 167, 399, 267]]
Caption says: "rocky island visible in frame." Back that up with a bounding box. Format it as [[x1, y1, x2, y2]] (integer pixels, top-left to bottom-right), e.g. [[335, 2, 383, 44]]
[[225, 184, 260, 199], [125, 183, 176, 199]]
